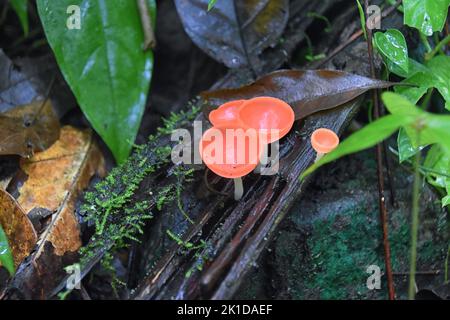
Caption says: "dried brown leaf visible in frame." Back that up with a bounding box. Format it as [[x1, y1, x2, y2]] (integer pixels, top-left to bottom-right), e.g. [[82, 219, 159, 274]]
[[175, 0, 289, 68], [15, 125, 105, 256], [201, 69, 395, 119], [0, 100, 60, 158], [0, 190, 37, 268]]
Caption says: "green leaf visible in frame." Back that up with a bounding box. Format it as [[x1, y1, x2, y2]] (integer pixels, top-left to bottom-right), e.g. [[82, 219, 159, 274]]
[[424, 115, 450, 155], [423, 145, 449, 189], [442, 195, 450, 207], [394, 72, 432, 104], [0, 224, 15, 277], [397, 128, 424, 163], [301, 114, 414, 179], [384, 92, 450, 154], [382, 91, 424, 116], [374, 29, 409, 74], [10, 0, 29, 35], [426, 55, 450, 110], [356, 0, 367, 40], [403, 0, 450, 36], [37, 0, 156, 163], [394, 56, 450, 110], [207, 0, 218, 11], [422, 145, 450, 207]]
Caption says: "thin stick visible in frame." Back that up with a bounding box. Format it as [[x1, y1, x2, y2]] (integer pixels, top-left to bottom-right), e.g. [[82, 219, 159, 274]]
[[137, 0, 156, 50], [364, 0, 395, 300]]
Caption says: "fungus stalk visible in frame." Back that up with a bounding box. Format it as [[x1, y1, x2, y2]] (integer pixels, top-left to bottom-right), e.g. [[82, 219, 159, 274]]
[[254, 144, 269, 174], [233, 177, 244, 200], [315, 152, 324, 163]]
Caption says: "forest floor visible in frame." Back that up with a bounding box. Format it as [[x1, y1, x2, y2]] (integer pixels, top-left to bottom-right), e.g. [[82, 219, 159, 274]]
[[237, 146, 448, 299]]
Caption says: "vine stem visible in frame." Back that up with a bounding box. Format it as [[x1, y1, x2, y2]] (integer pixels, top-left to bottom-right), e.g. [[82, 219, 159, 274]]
[[425, 35, 450, 61], [408, 129, 422, 300], [364, 0, 395, 300]]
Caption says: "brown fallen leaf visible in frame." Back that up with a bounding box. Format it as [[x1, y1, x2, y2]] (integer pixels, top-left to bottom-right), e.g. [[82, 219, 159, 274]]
[[201, 69, 395, 119], [175, 0, 289, 69], [0, 190, 37, 268], [0, 100, 60, 158], [3, 125, 105, 299], [14, 125, 106, 256]]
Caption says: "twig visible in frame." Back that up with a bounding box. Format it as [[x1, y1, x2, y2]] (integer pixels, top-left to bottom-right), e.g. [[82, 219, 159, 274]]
[[137, 0, 156, 50], [364, 0, 395, 300]]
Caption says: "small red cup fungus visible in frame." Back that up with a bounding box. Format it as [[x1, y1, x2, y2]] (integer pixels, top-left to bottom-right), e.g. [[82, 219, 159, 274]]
[[202, 97, 295, 200], [209, 100, 246, 129], [238, 97, 295, 143], [199, 127, 262, 200], [310, 128, 339, 162]]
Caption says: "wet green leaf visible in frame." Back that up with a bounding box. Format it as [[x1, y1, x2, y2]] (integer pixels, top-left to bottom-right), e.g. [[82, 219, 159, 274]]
[[403, 0, 450, 36], [302, 92, 450, 179], [384, 92, 450, 154], [394, 72, 432, 104], [356, 0, 367, 40], [374, 29, 409, 74], [423, 145, 449, 189], [394, 56, 450, 110], [10, 0, 29, 35], [397, 128, 424, 163], [37, 0, 156, 163], [426, 55, 450, 110], [0, 224, 15, 277]]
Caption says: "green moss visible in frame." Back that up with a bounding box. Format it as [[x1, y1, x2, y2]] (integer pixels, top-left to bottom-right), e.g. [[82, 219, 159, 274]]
[[165, 228, 209, 279], [296, 208, 447, 299], [304, 211, 383, 299], [77, 104, 201, 270]]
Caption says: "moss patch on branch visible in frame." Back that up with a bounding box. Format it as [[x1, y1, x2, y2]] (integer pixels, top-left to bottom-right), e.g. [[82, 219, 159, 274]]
[[77, 103, 201, 269]]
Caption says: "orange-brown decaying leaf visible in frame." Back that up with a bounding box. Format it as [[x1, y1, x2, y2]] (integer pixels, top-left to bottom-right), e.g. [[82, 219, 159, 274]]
[[0, 189, 37, 267], [16, 125, 105, 256]]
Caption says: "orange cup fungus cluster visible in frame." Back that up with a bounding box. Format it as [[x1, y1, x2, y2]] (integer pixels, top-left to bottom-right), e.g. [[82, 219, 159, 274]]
[[199, 97, 295, 200], [199, 96, 341, 200]]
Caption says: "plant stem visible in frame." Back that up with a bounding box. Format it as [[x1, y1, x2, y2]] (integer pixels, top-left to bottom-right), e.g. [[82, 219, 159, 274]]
[[365, 0, 395, 300], [425, 35, 450, 61], [420, 33, 433, 53], [445, 244, 449, 283], [408, 130, 422, 300]]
